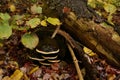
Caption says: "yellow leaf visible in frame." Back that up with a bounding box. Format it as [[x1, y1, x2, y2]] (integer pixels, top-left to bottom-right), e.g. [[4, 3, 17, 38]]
[[41, 20, 47, 26], [10, 70, 23, 80], [9, 4, 16, 12], [104, 3, 117, 14], [107, 14, 114, 25], [29, 66, 39, 75], [0, 42, 3, 47], [23, 74, 29, 80], [107, 74, 116, 80], [47, 17, 61, 26], [83, 47, 96, 56], [88, 0, 96, 8]]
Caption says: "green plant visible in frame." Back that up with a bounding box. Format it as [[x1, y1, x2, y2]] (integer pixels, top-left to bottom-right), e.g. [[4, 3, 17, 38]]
[[0, 5, 61, 49]]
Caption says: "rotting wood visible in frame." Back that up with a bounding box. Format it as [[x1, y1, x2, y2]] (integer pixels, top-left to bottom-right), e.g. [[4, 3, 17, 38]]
[[42, 0, 120, 67]]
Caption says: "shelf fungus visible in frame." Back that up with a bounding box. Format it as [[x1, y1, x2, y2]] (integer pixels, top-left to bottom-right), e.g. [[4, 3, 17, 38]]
[[28, 39, 61, 66]]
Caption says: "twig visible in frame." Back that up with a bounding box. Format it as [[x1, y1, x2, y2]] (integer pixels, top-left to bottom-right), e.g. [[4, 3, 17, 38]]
[[57, 29, 98, 79], [67, 44, 84, 80], [51, 25, 60, 39], [57, 29, 75, 48]]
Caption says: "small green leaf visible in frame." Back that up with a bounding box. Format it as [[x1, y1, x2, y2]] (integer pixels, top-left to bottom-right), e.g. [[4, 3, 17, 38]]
[[31, 4, 42, 14], [47, 17, 61, 26], [12, 15, 25, 21], [26, 18, 40, 28], [21, 33, 39, 49], [104, 3, 117, 14], [0, 23, 12, 39], [0, 13, 11, 21]]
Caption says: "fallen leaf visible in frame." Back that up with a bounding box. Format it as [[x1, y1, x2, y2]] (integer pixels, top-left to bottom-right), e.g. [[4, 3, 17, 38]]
[[47, 17, 61, 26], [31, 4, 42, 14], [41, 20, 47, 27], [104, 3, 117, 14], [9, 4, 16, 12], [88, 0, 97, 8], [0, 23, 12, 39], [2, 76, 11, 80], [10, 70, 23, 80], [21, 33, 39, 49], [29, 66, 39, 75], [43, 73, 51, 80], [83, 47, 96, 56], [32, 68, 42, 78], [51, 63, 60, 71], [26, 18, 41, 28], [0, 13, 11, 21]]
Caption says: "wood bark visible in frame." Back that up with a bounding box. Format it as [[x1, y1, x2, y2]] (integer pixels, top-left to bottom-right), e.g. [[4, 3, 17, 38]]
[[42, 0, 120, 68], [63, 14, 120, 68]]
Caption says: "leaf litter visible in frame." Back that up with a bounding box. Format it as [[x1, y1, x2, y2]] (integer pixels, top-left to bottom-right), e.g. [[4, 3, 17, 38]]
[[0, 0, 120, 80]]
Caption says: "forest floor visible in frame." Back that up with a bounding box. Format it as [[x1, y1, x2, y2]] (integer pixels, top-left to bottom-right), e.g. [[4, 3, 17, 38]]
[[0, 0, 120, 80]]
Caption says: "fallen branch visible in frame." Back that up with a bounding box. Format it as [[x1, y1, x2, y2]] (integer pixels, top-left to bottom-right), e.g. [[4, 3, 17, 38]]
[[51, 25, 61, 39], [67, 43, 83, 80], [56, 29, 98, 79]]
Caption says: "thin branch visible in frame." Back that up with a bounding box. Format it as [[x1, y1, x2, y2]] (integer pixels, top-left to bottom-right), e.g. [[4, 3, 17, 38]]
[[67, 43, 84, 80], [57, 29, 98, 79], [51, 25, 60, 39], [57, 29, 75, 48]]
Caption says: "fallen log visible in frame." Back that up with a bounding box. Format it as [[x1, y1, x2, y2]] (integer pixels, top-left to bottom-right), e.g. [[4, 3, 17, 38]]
[[63, 15, 120, 67], [42, 0, 120, 68]]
